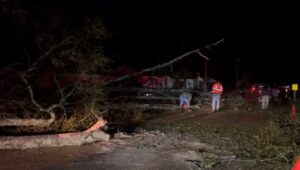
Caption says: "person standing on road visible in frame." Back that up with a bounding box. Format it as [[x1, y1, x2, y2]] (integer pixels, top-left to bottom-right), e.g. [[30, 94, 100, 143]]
[[261, 85, 271, 110], [211, 81, 223, 112]]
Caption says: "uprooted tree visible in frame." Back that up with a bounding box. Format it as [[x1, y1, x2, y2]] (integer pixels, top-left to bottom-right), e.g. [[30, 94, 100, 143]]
[[0, 1, 111, 135]]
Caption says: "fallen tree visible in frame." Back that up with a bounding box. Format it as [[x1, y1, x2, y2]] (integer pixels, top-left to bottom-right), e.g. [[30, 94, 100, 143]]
[[0, 117, 109, 149], [0, 16, 110, 129], [0, 118, 54, 127]]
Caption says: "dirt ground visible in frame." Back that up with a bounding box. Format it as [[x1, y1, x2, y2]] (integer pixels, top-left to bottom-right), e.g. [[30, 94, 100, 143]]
[[0, 108, 292, 170]]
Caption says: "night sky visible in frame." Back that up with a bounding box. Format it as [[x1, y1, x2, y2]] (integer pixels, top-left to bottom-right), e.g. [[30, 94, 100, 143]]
[[1, 1, 299, 88]]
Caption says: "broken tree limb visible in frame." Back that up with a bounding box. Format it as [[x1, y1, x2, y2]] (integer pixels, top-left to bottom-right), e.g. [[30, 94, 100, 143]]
[[28, 36, 74, 72], [202, 38, 224, 50], [0, 117, 109, 149], [19, 74, 58, 120], [53, 73, 79, 116], [0, 130, 109, 149], [104, 39, 224, 85], [196, 50, 209, 60], [0, 118, 54, 127], [0, 74, 71, 127], [54, 73, 66, 104]]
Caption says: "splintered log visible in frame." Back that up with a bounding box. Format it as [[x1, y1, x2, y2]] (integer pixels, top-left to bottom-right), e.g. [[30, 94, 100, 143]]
[[0, 130, 109, 149], [0, 118, 109, 149], [0, 117, 55, 127]]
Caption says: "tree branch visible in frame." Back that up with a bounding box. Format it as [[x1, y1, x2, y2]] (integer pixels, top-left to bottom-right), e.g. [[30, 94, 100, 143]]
[[27, 19, 104, 72], [104, 38, 224, 85], [64, 82, 79, 101], [196, 50, 209, 60], [52, 75, 67, 116], [19, 74, 60, 120], [53, 73, 66, 104], [28, 36, 73, 72]]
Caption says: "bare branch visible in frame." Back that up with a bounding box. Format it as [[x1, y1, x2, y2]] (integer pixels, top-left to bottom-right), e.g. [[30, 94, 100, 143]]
[[28, 36, 73, 72], [53, 73, 79, 116], [27, 18, 107, 72], [19, 74, 63, 120], [203, 38, 224, 49], [104, 38, 224, 85], [65, 82, 79, 101], [19, 74, 46, 112], [196, 50, 209, 60], [46, 104, 64, 113], [53, 73, 66, 104], [104, 49, 198, 85]]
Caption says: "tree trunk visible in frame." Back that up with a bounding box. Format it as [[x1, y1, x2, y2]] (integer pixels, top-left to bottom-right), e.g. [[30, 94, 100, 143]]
[[0, 118, 109, 149], [0, 130, 109, 149], [0, 117, 55, 127]]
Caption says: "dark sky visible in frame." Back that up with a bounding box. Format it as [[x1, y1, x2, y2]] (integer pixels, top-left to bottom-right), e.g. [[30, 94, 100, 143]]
[[1, 1, 299, 87]]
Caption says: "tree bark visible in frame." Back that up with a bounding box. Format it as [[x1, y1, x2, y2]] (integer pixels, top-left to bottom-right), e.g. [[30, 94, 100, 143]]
[[0, 117, 54, 127], [0, 118, 109, 149], [0, 130, 109, 149]]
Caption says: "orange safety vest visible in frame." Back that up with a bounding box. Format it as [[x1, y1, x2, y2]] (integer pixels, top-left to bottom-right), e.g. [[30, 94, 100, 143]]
[[293, 157, 300, 170], [212, 82, 223, 94]]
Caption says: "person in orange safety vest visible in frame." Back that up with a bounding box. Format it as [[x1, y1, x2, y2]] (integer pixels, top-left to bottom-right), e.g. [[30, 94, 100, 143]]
[[211, 81, 223, 112]]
